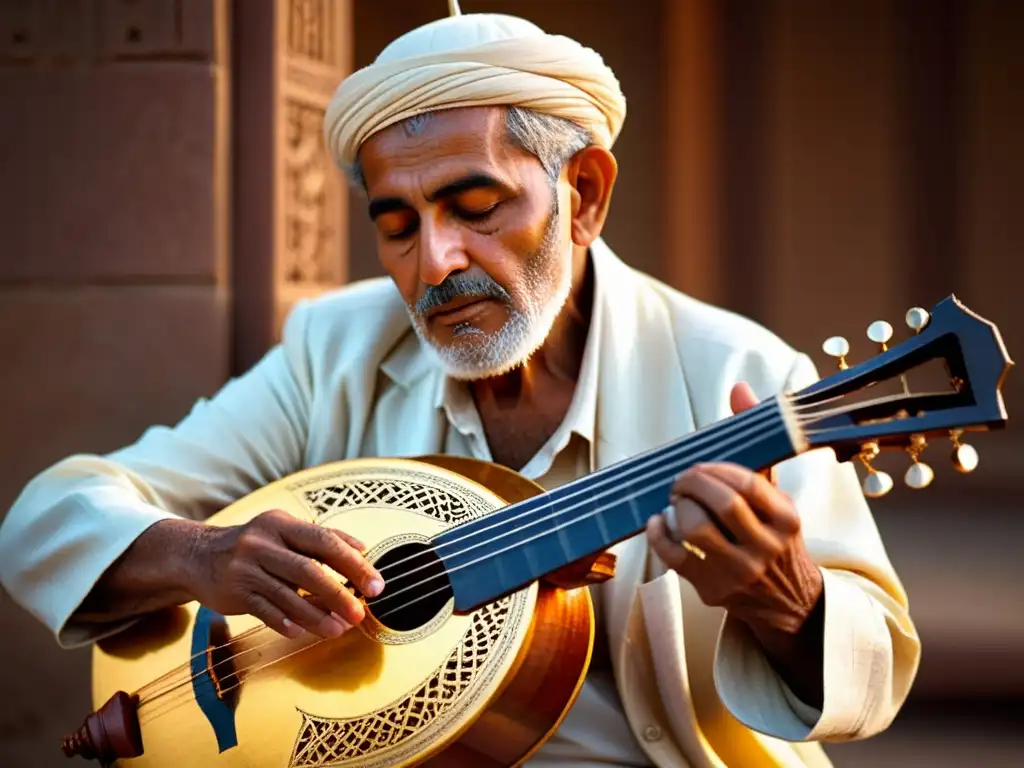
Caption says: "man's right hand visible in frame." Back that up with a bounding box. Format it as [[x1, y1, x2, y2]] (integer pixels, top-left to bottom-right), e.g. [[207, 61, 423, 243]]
[[189, 510, 385, 639], [75, 511, 385, 641]]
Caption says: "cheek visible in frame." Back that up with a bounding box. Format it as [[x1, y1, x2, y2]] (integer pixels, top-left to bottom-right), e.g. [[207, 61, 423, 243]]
[[377, 248, 418, 305], [471, 199, 557, 280], [505, 196, 554, 249]]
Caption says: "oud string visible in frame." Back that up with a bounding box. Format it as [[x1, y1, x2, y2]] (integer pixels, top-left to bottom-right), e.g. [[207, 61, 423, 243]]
[[376, 387, 908, 595], [138, 415, 792, 724], [139, 632, 333, 725], [348, 392, 899, 622], [133, 389, 857, 716], [133, 623, 266, 699], [133, 396, 788, 708], [369, 419, 788, 608], [361, 391, 852, 605], [367, 390, 850, 584], [370, 427, 794, 618]]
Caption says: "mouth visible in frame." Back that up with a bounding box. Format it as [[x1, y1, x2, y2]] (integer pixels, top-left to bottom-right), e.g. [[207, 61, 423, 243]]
[[426, 296, 491, 321]]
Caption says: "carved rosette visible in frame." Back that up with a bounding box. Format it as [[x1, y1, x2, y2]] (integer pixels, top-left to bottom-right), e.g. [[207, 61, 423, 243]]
[[283, 463, 534, 768], [290, 597, 515, 768]]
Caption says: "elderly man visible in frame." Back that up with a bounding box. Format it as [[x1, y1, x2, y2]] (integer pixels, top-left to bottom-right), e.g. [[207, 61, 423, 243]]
[[0, 5, 919, 768]]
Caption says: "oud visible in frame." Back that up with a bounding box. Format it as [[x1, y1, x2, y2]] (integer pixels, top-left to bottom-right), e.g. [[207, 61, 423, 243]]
[[62, 296, 1011, 767]]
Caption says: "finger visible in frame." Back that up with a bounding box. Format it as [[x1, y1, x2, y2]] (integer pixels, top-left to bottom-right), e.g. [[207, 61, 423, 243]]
[[646, 514, 692, 573], [646, 513, 734, 584], [673, 487, 739, 544], [673, 470, 777, 549], [242, 591, 305, 638], [696, 463, 800, 534], [255, 571, 351, 638], [331, 529, 367, 552], [257, 544, 367, 626], [279, 520, 385, 597], [661, 502, 683, 541], [670, 469, 760, 528], [730, 381, 760, 414], [673, 498, 739, 558]]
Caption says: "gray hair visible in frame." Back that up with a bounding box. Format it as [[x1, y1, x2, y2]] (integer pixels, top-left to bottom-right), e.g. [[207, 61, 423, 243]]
[[344, 106, 593, 189]]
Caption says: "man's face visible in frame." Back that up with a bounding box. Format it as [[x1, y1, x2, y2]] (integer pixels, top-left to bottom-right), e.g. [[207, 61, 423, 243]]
[[357, 107, 574, 380]]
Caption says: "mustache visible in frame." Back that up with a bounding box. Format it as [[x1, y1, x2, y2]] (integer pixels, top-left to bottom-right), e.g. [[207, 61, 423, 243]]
[[413, 273, 511, 315]]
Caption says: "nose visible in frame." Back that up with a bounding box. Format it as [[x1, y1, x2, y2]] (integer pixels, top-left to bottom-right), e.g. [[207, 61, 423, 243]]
[[417, 215, 471, 286]]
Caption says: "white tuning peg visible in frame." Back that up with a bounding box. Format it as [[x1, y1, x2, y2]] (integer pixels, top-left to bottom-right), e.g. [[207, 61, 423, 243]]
[[906, 307, 930, 333], [951, 443, 979, 473], [862, 470, 894, 498], [904, 461, 935, 489], [866, 320, 894, 350], [822, 336, 850, 370], [950, 431, 980, 473]]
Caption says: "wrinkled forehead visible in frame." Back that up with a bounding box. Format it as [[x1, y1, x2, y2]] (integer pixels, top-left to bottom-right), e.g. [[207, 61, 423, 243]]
[[357, 107, 526, 194]]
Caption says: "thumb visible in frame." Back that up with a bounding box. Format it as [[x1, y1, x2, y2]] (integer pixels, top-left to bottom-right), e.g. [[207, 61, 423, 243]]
[[730, 381, 760, 414]]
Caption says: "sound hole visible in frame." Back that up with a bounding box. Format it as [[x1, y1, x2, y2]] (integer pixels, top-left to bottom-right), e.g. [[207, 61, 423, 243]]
[[367, 541, 452, 632]]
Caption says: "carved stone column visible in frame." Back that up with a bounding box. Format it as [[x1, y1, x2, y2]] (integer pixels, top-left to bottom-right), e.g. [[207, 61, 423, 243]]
[[232, 0, 351, 374]]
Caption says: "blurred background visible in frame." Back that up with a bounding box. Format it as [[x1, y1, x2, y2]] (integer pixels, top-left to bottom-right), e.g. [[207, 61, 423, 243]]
[[0, 0, 1020, 765]]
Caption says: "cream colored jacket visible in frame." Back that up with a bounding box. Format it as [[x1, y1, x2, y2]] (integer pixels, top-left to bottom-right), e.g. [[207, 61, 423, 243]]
[[0, 239, 920, 768]]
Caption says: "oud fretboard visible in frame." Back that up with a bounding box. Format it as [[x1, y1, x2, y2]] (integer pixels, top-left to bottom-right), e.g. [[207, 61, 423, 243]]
[[435, 396, 801, 612]]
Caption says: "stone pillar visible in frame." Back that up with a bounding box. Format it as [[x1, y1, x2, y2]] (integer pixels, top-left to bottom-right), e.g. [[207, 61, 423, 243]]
[[0, 0, 232, 509], [0, 0, 231, 763], [662, 0, 722, 305], [661, 0, 773, 319], [231, 0, 351, 374]]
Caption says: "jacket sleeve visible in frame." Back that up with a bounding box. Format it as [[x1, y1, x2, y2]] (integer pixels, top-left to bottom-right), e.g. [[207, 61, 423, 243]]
[[713, 352, 922, 742], [0, 302, 316, 649]]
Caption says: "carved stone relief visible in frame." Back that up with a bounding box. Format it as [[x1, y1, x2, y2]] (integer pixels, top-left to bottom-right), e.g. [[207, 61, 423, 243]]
[[287, 0, 337, 67], [276, 0, 348, 298], [283, 98, 340, 285]]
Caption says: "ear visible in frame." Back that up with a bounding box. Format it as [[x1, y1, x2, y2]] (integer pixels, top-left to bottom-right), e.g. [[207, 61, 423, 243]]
[[565, 146, 618, 248]]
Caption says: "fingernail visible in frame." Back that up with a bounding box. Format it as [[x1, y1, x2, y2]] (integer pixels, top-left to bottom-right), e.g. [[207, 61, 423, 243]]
[[330, 612, 352, 631], [321, 615, 345, 638], [282, 618, 304, 638], [366, 578, 385, 597]]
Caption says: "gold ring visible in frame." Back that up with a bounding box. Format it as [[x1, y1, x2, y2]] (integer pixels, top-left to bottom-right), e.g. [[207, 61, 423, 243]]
[[682, 540, 707, 560]]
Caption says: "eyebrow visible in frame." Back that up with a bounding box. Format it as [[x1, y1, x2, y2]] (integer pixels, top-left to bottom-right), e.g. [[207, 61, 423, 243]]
[[367, 173, 508, 221]]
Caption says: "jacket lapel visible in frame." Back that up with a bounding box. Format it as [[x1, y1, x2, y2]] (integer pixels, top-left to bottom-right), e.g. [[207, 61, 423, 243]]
[[590, 243, 796, 767], [585, 239, 699, 663], [370, 329, 450, 460]]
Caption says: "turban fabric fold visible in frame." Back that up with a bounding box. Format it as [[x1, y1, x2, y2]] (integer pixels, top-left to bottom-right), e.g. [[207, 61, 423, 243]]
[[323, 13, 627, 167]]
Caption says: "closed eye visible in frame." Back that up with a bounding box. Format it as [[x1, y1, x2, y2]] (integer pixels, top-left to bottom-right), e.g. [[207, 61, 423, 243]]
[[455, 202, 501, 222], [385, 223, 418, 241]]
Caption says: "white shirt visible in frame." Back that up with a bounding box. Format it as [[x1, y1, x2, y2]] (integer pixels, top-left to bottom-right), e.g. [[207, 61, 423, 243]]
[[437, 278, 653, 767]]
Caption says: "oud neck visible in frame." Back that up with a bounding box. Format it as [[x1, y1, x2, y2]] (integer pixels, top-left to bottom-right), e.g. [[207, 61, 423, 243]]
[[436, 395, 805, 613]]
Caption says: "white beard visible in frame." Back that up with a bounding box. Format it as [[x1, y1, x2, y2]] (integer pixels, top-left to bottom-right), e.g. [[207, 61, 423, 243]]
[[408, 235, 575, 382]]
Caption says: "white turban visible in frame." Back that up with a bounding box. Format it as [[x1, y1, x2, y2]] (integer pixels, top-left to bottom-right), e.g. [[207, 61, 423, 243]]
[[323, 8, 627, 168]]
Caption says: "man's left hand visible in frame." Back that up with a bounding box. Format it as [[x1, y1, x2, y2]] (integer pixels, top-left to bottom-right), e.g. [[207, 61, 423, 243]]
[[645, 381, 826, 707], [646, 460, 823, 635]]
